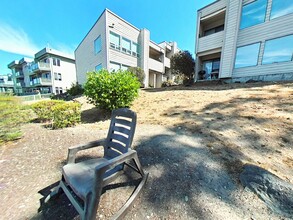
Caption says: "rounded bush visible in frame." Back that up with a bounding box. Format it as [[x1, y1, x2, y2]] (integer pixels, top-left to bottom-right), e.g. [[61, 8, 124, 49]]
[[31, 100, 81, 129], [84, 69, 140, 111]]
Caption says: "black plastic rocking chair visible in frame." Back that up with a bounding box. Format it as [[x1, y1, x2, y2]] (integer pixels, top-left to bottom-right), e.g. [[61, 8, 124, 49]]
[[45, 108, 148, 220]]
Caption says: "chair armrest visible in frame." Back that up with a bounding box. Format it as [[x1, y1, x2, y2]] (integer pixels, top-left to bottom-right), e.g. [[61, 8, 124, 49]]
[[67, 139, 106, 164], [95, 150, 137, 178]]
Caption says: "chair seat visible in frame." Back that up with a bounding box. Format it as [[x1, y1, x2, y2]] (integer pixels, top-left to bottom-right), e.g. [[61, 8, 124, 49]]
[[62, 158, 108, 199]]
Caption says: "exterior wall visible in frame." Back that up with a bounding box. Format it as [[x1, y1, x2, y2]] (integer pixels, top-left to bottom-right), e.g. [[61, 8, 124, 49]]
[[75, 12, 107, 85], [199, 0, 227, 17], [8, 49, 76, 95], [233, 3, 293, 78], [219, 0, 242, 78], [196, 0, 293, 82], [75, 9, 180, 88], [0, 74, 14, 92], [106, 10, 140, 69], [52, 58, 76, 93]]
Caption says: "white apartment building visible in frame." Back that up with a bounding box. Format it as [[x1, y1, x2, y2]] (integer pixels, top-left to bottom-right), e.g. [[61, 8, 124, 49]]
[[75, 9, 180, 88], [8, 47, 76, 95], [195, 0, 293, 82], [0, 73, 14, 93]]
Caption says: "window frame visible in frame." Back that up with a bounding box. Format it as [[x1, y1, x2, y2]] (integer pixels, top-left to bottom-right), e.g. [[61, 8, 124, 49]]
[[95, 64, 102, 71], [109, 31, 121, 50], [270, 0, 293, 20], [262, 34, 293, 65], [240, 0, 267, 30], [234, 42, 261, 68], [94, 35, 102, 54], [121, 37, 132, 55]]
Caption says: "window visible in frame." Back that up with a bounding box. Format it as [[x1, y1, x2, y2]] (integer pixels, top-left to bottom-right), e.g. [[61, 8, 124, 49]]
[[110, 32, 120, 50], [262, 35, 293, 64], [270, 0, 293, 20], [53, 58, 61, 66], [94, 35, 101, 54], [54, 72, 62, 81], [132, 42, 139, 57], [201, 59, 220, 80], [122, 38, 131, 55], [204, 24, 224, 36], [235, 43, 260, 68], [43, 58, 50, 63], [43, 73, 51, 79], [95, 64, 102, 71], [240, 0, 267, 29], [55, 87, 63, 94], [109, 62, 121, 72]]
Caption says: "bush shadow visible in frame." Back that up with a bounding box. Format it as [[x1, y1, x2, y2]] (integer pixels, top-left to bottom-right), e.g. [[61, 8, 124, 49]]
[[81, 107, 111, 124]]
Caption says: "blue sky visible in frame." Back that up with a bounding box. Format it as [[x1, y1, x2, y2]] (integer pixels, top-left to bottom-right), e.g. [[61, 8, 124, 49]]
[[0, 0, 214, 74]]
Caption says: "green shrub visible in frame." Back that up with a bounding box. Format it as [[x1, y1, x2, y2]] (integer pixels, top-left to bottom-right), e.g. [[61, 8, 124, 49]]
[[67, 82, 84, 96], [127, 67, 145, 87], [52, 102, 81, 129], [0, 94, 32, 144], [31, 100, 64, 122], [84, 69, 140, 111], [162, 80, 173, 87], [31, 100, 81, 129]]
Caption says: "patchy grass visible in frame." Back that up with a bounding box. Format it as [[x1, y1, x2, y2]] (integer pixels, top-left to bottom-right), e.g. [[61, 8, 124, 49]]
[[0, 94, 32, 144]]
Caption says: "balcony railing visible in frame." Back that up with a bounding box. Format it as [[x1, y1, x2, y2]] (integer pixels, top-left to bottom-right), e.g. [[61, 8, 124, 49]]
[[30, 62, 50, 73], [197, 31, 224, 53], [15, 71, 24, 78], [16, 82, 25, 87], [149, 58, 163, 73], [30, 78, 52, 86]]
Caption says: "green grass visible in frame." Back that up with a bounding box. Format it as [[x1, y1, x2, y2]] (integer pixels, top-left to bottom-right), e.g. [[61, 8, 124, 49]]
[[0, 93, 32, 144]]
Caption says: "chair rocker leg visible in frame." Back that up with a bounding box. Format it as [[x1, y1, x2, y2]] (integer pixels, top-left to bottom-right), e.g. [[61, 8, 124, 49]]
[[44, 182, 63, 203], [111, 172, 149, 220]]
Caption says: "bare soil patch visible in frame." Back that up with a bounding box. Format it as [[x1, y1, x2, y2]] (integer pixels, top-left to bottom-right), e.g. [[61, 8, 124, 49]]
[[1, 81, 292, 219]]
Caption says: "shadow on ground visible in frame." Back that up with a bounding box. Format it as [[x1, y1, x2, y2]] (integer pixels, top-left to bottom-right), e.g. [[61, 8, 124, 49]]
[[81, 107, 111, 123]]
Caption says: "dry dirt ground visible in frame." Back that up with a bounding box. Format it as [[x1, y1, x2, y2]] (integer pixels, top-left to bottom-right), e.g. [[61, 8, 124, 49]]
[[0, 81, 293, 220]]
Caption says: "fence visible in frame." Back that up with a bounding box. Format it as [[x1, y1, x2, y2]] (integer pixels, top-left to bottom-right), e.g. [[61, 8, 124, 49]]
[[18, 93, 52, 102]]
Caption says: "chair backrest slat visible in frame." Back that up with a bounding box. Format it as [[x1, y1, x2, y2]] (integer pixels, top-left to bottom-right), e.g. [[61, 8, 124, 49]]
[[112, 126, 131, 135], [108, 141, 126, 154], [104, 108, 136, 159]]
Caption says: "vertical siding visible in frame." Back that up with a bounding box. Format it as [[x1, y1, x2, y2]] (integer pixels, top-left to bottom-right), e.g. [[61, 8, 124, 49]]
[[219, 0, 242, 78]]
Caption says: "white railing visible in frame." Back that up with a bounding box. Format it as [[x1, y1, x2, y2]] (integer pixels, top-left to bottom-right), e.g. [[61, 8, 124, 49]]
[[149, 58, 163, 72], [30, 62, 50, 72], [197, 31, 224, 53]]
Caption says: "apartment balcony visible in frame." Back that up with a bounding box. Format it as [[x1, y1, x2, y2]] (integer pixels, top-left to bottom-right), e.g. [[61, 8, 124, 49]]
[[197, 31, 224, 54], [15, 82, 25, 88], [15, 71, 24, 78], [30, 78, 52, 86], [30, 62, 50, 74], [149, 58, 163, 73]]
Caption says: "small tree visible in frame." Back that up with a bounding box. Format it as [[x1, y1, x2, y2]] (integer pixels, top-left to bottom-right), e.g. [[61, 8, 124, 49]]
[[171, 50, 195, 84], [84, 69, 140, 111], [127, 67, 145, 87]]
